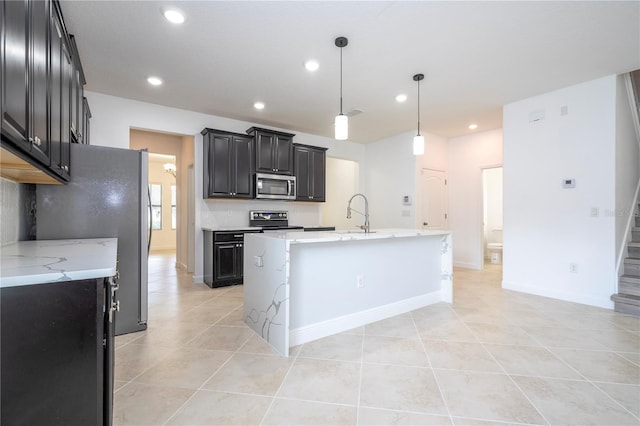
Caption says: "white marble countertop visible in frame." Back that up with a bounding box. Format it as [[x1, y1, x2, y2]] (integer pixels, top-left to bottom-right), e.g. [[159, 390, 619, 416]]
[[0, 238, 118, 288], [250, 228, 451, 244]]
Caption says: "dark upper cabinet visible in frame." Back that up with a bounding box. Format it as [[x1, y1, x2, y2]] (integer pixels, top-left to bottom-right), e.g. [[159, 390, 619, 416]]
[[2, 0, 31, 153], [82, 97, 91, 145], [294, 144, 327, 202], [202, 128, 254, 199], [246, 127, 294, 175], [29, 0, 50, 164], [68, 35, 85, 143], [0, 0, 84, 183]]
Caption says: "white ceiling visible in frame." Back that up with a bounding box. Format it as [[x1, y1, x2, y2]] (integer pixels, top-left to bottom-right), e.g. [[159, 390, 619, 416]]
[[60, 1, 640, 143]]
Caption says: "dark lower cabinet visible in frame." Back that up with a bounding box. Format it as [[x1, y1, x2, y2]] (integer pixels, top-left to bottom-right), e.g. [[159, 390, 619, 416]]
[[1, 277, 115, 425], [204, 230, 260, 288], [294, 143, 327, 202]]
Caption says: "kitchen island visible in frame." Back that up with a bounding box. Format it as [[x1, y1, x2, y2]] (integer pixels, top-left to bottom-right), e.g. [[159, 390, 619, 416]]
[[243, 229, 452, 356]]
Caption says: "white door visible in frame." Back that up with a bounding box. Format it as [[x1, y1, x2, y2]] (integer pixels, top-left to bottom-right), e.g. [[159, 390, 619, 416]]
[[420, 169, 448, 230]]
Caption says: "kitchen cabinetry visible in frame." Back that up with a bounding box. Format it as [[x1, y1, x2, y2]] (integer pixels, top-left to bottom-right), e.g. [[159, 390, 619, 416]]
[[246, 126, 294, 175], [204, 229, 261, 288], [202, 128, 254, 199], [0, 0, 87, 183], [294, 143, 327, 202], [1, 277, 116, 425]]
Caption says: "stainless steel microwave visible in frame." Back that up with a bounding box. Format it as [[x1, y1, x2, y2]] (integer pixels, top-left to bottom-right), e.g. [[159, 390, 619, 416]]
[[255, 173, 296, 200]]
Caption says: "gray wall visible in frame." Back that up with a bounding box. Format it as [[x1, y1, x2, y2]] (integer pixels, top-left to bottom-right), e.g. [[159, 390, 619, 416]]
[[1, 179, 36, 244]]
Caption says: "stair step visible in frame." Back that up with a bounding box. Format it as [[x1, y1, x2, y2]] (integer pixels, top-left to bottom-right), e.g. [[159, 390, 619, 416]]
[[624, 257, 640, 264], [619, 277, 640, 297], [621, 274, 640, 284], [611, 293, 640, 316], [611, 293, 640, 306]]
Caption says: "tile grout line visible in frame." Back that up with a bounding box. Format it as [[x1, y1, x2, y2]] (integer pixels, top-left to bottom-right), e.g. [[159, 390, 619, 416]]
[[355, 328, 366, 425], [410, 308, 454, 424]]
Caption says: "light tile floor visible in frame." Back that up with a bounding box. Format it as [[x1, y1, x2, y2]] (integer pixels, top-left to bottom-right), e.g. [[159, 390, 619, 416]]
[[114, 252, 640, 425]]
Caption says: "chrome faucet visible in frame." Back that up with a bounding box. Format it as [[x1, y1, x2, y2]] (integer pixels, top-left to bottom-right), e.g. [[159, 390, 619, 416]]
[[346, 193, 370, 233]]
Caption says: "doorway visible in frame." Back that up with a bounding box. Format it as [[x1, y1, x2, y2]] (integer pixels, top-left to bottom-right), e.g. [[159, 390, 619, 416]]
[[482, 166, 503, 268], [420, 168, 448, 230]]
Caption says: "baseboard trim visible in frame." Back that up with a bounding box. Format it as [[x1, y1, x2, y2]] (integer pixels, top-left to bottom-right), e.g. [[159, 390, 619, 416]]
[[502, 280, 614, 310], [289, 291, 443, 347], [454, 261, 481, 270], [192, 274, 204, 284]]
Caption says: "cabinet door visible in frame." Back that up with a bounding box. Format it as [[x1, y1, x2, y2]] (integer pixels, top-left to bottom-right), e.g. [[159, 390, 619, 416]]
[[58, 28, 72, 179], [294, 146, 311, 200], [28, 0, 50, 164], [274, 134, 293, 174], [82, 97, 91, 144], [1, 0, 30, 151], [214, 242, 239, 280], [204, 133, 232, 197], [49, 7, 65, 176], [310, 148, 326, 202], [232, 135, 253, 198], [255, 131, 275, 173]]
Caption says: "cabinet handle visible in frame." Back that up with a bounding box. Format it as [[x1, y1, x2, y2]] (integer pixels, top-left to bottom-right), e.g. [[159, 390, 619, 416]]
[[63, 165, 69, 172], [32, 136, 41, 147], [28, 137, 34, 144]]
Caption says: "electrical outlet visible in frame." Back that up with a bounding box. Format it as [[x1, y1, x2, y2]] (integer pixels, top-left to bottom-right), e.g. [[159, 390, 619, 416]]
[[357, 275, 365, 288], [569, 263, 578, 273]]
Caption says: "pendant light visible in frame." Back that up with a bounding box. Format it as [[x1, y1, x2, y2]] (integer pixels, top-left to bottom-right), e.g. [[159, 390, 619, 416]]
[[335, 37, 349, 140], [413, 73, 425, 155]]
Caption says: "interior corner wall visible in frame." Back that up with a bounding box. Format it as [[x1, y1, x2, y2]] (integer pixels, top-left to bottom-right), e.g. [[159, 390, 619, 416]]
[[447, 129, 503, 269], [503, 75, 617, 308], [615, 74, 640, 270]]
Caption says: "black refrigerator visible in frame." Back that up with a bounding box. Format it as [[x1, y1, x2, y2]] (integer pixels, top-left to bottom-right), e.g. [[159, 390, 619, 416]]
[[36, 143, 149, 335]]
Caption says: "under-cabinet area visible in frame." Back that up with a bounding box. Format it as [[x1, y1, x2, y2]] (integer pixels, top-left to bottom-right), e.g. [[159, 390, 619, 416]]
[[1, 0, 90, 184], [201, 127, 327, 202]]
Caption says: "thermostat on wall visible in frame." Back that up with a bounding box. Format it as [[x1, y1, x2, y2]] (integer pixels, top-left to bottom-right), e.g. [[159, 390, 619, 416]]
[[402, 195, 412, 205], [562, 178, 576, 188]]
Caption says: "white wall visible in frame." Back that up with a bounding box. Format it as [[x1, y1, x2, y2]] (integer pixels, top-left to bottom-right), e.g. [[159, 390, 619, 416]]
[[615, 74, 640, 276], [148, 158, 177, 251], [84, 91, 366, 283], [503, 75, 617, 308], [323, 157, 359, 230], [365, 130, 447, 229], [448, 129, 503, 269]]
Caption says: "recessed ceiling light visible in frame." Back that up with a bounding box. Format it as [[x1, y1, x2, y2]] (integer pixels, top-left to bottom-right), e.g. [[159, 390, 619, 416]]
[[304, 60, 319, 72], [254, 102, 265, 110], [395, 94, 407, 103], [468, 124, 478, 130], [147, 76, 163, 86], [163, 9, 185, 24]]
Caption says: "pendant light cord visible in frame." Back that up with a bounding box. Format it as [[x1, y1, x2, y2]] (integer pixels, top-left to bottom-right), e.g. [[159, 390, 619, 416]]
[[416, 78, 421, 136], [339, 46, 343, 115]]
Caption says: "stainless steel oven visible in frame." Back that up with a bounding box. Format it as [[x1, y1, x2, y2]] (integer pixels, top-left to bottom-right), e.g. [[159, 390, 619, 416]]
[[255, 173, 296, 200]]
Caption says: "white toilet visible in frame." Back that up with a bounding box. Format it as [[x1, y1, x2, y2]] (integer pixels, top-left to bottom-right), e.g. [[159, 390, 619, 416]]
[[487, 228, 503, 264]]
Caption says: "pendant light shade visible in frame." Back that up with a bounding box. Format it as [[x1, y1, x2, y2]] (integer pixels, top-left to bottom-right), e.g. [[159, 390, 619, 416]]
[[413, 73, 425, 156], [335, 114, 348, 140], [335, 37, 349, 140], [413, 135, 425, 155]]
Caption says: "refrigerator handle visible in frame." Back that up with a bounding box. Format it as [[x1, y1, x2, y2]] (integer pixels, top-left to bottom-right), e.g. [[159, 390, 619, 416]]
[[147, 187, 153, 254]]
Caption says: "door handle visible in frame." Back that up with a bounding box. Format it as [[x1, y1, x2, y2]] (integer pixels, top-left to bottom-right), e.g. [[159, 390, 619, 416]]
[[423, 222, 428, 226]]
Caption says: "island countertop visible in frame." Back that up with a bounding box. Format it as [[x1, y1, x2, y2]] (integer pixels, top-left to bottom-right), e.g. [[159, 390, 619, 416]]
[[0, 238, 118, 288], [251, 228, 451, 244]]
